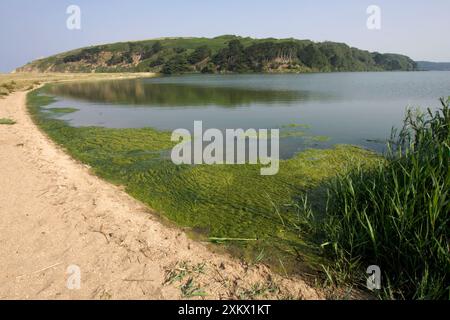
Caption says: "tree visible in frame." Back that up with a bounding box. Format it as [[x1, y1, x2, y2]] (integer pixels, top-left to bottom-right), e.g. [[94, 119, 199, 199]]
[[161, 55, 191, 74], [149, 56, 165, 67], [212, 40, 250, 72], [152, 41, 163, 54], [188, 46, 212, 64], [201, 63, 216, 74], [298, 44, 329, 69], [140, 41, 164, 60]]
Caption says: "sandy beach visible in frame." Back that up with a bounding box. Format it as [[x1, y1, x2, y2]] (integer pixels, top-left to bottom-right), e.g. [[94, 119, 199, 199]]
[[0, 82, 321, 300]]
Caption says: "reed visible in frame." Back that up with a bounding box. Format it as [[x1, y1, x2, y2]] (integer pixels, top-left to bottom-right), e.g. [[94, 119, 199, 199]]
[[319, 98, 450, 299]]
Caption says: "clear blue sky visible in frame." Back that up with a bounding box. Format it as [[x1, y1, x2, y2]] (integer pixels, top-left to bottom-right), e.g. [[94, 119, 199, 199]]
[[1, 0, 449, 72]]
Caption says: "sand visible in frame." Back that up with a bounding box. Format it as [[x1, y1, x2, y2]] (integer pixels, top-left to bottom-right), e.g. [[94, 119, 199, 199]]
[[0, 87, 322, 300]]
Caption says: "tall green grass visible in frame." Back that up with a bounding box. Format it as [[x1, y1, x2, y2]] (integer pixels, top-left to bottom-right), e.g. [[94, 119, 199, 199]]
[[319, 98, 450, 299]]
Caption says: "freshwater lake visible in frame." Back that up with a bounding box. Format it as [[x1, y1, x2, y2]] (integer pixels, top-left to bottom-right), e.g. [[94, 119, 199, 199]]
[[43, 72, 450, 158]]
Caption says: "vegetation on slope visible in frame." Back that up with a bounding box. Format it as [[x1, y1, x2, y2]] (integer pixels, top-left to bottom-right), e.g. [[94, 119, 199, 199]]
[[18, 35, 417, 74]]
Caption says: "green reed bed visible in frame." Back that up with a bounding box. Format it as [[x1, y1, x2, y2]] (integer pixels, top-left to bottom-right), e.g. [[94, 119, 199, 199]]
[[27, 87, 380, 274], [317, 98, 449, 299]]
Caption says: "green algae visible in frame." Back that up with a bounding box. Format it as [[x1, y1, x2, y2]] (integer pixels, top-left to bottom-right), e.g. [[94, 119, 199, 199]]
[[27, 86, 381, 273], [46, 107, 79, 114]]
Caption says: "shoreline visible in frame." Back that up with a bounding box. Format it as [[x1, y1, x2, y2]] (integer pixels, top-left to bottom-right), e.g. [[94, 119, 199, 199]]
[[0, 76, 323, 300]]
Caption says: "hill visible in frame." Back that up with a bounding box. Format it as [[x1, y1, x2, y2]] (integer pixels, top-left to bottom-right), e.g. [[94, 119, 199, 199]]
[[416, 61, 450, 71], [16, 35, 418, 74]]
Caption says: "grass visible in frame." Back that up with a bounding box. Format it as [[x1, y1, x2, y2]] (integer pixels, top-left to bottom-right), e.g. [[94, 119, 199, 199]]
[[311, 98, 450, 299], [27, 86, 381, 276], [164, 261, 208, 298], [0, 118, 16, 125], [164, 261, 206, 285], [180, 278, 208, 298], [237, 282, 280, 300]]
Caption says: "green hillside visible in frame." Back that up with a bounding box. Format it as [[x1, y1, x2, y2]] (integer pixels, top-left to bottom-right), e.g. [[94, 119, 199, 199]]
[[17, 35, 417, 74]]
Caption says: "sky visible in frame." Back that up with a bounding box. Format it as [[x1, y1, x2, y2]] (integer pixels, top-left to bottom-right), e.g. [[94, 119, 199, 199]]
[[1, 0, 449, 72]]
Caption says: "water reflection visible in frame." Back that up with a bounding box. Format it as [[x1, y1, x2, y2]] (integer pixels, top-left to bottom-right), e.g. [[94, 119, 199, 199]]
[[45, 79, 321, 107], [42, 73, 450, 157]]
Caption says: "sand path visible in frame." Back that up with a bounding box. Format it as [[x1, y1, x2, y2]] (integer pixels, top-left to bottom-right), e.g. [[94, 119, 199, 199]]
[[0, 89, 321, 300]]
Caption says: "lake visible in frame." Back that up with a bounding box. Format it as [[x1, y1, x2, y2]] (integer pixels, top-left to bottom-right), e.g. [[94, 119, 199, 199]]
[[43, 71, 450, 158]]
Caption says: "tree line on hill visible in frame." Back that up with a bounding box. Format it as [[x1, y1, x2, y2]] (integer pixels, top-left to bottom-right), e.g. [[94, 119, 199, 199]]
[[160, 40, 416, 74], [19, 36, 418, 74]]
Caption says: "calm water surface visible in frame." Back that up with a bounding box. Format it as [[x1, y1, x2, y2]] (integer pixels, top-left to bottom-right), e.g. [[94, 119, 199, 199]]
[[43, 72, 450, 158]]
